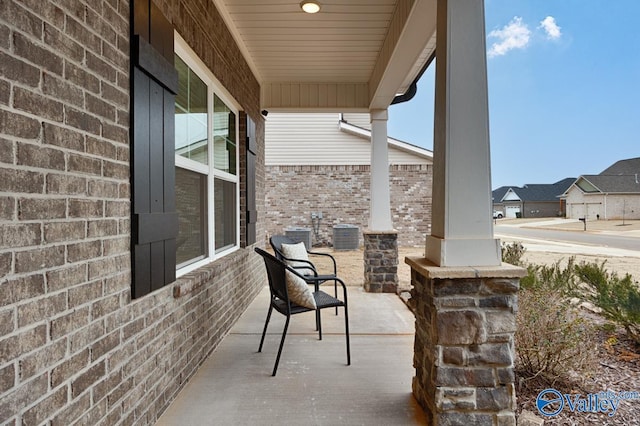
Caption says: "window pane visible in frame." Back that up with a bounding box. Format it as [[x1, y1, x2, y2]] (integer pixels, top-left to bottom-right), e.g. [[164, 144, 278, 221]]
[[213, 94, 236, 174], [176, 167, 208, 266], [214, 178, 236, 252], [175, 55, 208, 165]]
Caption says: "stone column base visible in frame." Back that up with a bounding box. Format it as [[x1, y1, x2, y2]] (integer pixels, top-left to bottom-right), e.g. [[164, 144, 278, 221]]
[[405, 256, 526, 425], [363, 231, 398, 293]]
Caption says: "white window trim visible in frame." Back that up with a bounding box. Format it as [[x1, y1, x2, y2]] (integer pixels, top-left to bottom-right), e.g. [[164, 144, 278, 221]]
[[175, 32, 241, 278]]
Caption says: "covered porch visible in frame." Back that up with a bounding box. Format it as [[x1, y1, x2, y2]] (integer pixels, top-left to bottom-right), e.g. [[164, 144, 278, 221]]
[[205, 0, 524, 423], [157, 285, 425, 424], [0, 0, 525, 424]]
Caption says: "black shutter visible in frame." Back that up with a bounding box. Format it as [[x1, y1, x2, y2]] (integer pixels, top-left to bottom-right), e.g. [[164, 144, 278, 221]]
[[130, 0, 178, 298], [246, 116, 257, 246]]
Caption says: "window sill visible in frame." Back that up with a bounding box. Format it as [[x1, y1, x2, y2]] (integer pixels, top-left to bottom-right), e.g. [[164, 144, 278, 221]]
[[173, 264, 215, 298], [173, 247, 241, 298]]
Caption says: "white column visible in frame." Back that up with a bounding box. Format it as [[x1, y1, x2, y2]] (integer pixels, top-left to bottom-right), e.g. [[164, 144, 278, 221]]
[[369, 109, 393, 231], [425, 0, 501, 266]]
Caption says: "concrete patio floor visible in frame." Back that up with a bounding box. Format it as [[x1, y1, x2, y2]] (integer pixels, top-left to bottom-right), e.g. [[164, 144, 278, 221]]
[[156, 285, 427, 425]]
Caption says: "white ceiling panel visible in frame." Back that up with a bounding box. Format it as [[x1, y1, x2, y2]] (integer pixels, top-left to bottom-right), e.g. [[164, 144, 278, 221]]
[[214, 0, 437, 110]]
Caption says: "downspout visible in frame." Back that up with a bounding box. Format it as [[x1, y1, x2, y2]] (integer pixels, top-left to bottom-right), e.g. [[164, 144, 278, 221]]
[[604, 193, 607, 220], [391, 52, 436, 105]]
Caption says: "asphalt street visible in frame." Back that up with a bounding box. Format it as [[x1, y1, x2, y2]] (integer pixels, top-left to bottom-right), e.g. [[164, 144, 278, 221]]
[[494, 225, 640, 252]]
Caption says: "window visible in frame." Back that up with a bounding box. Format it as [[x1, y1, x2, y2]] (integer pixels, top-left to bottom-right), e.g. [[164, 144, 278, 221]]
[[174, 35, 240, 274]]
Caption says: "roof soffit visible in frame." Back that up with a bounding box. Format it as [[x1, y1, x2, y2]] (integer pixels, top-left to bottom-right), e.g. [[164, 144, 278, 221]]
[[212, 0, 436, 111]]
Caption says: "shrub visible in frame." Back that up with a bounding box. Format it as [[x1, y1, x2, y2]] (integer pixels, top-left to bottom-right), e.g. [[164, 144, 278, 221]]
[[515, 253, 596, 386], [516, 284, 597, 386], [519, 257, 578, 294], [574, 261, 640, 344], [501, 242, 526, 266]]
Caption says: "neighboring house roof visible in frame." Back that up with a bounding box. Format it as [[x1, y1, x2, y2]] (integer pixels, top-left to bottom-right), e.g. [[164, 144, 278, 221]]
[[599, 157, 640, 175], [519, 178, 575, 201], [572, 175, 640, 194], [563, 157, 640, 196], [492, 178, 575, 203], [492, 186, 511, 203]]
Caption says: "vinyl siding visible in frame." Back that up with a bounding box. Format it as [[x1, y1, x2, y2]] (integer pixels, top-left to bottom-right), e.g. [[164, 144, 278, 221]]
[[265, 112, 430, 166], [342, 113, 372, 130]]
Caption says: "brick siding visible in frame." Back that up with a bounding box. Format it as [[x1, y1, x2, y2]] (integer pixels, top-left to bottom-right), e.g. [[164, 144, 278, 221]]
[[265, 164, 432, 247], [0, 1, 266, 424]]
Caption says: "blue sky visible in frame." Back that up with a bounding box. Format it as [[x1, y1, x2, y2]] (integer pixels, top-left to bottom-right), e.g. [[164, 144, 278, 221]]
[[387, 0, 640, 189]]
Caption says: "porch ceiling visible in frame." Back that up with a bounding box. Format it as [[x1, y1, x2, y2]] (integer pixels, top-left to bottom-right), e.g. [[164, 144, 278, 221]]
[[213, 0, 437, 112]]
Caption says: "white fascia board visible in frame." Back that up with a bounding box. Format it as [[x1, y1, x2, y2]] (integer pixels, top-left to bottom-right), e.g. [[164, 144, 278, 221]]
[[338, 120, 433, 160], [501, 188, 522, 202], [560, 182, 580, 197], [369, 0, 437, 109]]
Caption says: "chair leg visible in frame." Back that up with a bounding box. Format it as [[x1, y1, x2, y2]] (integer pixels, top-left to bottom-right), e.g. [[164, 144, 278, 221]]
[[313, 283, 321, 330], [334, 280, 338, 315], [258, 305, 273, 353], [344, 305, 351, 365], [317, 308, 322, 340], [272, 315, 291, 376]]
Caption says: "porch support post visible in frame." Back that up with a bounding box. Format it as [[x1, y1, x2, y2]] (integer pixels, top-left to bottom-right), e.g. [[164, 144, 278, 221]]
[[364, 109, 398, 293], [425, 0, 501, 267], [406, 258, 525, 426], [406, 1, 525, 424], [369, 109, 392, 231]]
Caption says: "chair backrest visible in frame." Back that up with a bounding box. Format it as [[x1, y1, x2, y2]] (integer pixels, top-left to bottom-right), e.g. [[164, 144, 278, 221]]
[[255, 247, 289, 302], [269, 235, 299, 260]]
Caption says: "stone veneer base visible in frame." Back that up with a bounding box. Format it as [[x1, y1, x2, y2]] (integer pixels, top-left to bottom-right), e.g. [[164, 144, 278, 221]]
[[363, 231, 398, 293], [405, 256, 526, 426]]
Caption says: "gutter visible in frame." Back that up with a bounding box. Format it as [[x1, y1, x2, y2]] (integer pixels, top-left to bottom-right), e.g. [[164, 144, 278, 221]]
[[391, 51, 436, 105]]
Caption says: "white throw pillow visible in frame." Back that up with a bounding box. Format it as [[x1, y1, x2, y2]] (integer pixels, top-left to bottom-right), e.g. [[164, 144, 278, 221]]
[[281, 242, 315, 275], [285, 270, 317, 309]]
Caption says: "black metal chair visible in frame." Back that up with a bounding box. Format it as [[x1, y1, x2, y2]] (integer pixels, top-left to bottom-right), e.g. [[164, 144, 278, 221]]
[[269, 235, 339, 314], [269, 235, 337, 277], [254, 247, 350, 376]]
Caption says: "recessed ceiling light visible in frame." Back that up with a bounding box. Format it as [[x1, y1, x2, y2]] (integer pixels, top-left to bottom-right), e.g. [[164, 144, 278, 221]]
[[300, 0, 321, 14]]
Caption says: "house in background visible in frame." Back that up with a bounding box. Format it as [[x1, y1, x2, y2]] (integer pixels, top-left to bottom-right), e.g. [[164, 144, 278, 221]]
[[264, 113, 433, 247], [563, 157, 640, 220], [492, 178, 575, 218]]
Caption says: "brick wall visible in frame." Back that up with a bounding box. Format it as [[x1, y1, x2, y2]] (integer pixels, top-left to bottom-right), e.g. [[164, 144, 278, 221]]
[[265, 164, 432, 247], [0, 0, 265, 424]]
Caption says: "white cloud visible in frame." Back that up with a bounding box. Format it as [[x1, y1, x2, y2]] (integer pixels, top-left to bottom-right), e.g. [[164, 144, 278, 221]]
[[487, 17, 531, 58], [539, 16, 562, 40]]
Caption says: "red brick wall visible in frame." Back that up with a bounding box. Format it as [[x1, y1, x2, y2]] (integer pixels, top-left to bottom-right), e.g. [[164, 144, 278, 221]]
[[265, 164, 432, 247], [0, 0, 265, 424]]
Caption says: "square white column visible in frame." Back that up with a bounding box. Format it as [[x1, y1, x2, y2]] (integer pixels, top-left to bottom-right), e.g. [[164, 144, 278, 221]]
[[369, 109, 393, 231], [426, 0, 501, 266]]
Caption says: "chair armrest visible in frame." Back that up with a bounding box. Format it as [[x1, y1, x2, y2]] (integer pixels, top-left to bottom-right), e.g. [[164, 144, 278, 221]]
[[289, 268, 348, 303], [306, 251, 337, 275], [279, 255, 318, 275]]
